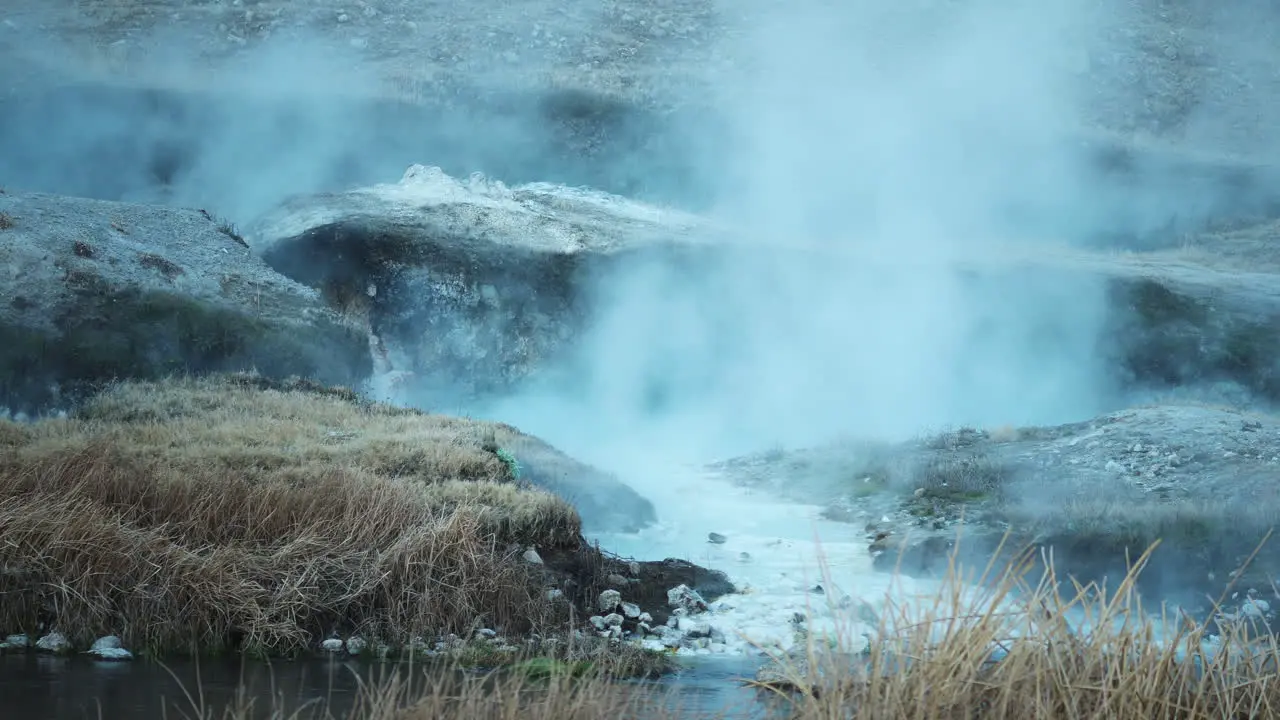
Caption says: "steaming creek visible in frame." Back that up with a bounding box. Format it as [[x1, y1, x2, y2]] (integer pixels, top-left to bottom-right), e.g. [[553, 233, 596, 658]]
[[6, 61, 1279, 720], [8, 458, 1240, 719], [0, 472, 895, 720]]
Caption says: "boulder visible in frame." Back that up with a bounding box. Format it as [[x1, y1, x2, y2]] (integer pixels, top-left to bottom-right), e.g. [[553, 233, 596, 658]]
[[0, 191, 371, 414], [247, 164, 720, 405]]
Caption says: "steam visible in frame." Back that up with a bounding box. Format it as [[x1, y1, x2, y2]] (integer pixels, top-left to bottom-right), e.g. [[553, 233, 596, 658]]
[[0, 1, 1269, 471], [485, 0, 1123, 464]]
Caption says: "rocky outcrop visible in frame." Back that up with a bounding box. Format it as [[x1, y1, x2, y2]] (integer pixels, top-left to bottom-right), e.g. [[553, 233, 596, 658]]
[[0, 191, 372, 414], [249, 164, 722, 404], [715, 402, 1280, 617]]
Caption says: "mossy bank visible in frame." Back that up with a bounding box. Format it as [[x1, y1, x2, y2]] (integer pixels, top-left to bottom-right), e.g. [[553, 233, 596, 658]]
[[0, 374, 730, 667]]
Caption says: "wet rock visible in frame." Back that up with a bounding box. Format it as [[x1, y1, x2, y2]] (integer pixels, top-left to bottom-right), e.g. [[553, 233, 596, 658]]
[[667, 584, 708, 614], [87, 636, 133, 661], [539, 546, 733, 629], [0, 191, 371, 415], [35, 632, 70, 654], [320, 638, 344, 653], [345, 636, 367, 655], [5, 634, 29, 648], [1242, 599, 1271, 620]]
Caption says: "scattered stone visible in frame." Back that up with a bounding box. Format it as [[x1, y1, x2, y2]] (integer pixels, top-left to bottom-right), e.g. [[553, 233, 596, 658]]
[[603, 613, 624, 628], [35, 632, 70, 654], [87, 636, 133, 661], [708, 532, 727, 544], [475, 628, 498, 640], [589, 615, 608, 631], [345, 636, 367, 655], [606, 573, 631, 587], [621, 602, 642, 619], [521, 548, 543, 565], [628, 562, 641, 576], [546, 588, 564, 602], [321, 638, 344, 653], [598, 589, 622, 613], [5, 634, 29, 647]]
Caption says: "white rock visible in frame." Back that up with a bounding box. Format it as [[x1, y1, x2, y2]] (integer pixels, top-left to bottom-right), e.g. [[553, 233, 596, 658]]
[[321, 638, 344, 653], [88, 636, 133, 661], [603, 613, 624, 628], [667, 584, 707, 613], [5, 634, 29, 647], [546, 588, 564, 602], [621, 602, 642, 619], [35, 632, 70, 653], [598, 589, 622, 613], [522, 548, 543, 565], [475, 628, 498, 640], [346, 637, 367, 655], [589, 615, 608, 631], [1243, 599, 1271, 619], [641, 638, 666, 652], [638, 612, 653, 623]]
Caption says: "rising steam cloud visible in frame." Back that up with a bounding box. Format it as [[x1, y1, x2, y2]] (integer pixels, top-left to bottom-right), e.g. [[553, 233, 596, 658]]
[[490, 0, 1123, 464], [0, 1, 1266, 472]]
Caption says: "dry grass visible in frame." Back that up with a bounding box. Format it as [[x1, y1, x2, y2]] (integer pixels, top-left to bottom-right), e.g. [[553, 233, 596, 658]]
[[143, 537, 1280, 720], [758, 537, 1280, 719], [0, 374, 590, 655]]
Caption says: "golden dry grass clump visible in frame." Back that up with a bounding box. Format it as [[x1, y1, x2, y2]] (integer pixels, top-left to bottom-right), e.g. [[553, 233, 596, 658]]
[[760, 542, 1280, 720], [0, 374, 589, 656]]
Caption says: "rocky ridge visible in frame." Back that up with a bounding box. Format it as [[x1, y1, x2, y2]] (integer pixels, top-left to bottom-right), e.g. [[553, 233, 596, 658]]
[[0, 190, 372, 415], [715, 401, 1280, 622]]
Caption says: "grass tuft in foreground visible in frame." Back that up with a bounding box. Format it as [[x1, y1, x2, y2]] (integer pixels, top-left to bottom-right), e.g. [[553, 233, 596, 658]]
[[0, 374, 593, 657], [757, 535, 1280, 719]]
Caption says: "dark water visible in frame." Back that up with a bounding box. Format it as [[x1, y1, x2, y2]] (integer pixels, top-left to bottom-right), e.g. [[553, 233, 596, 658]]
[[1, 653, 774, 720]]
